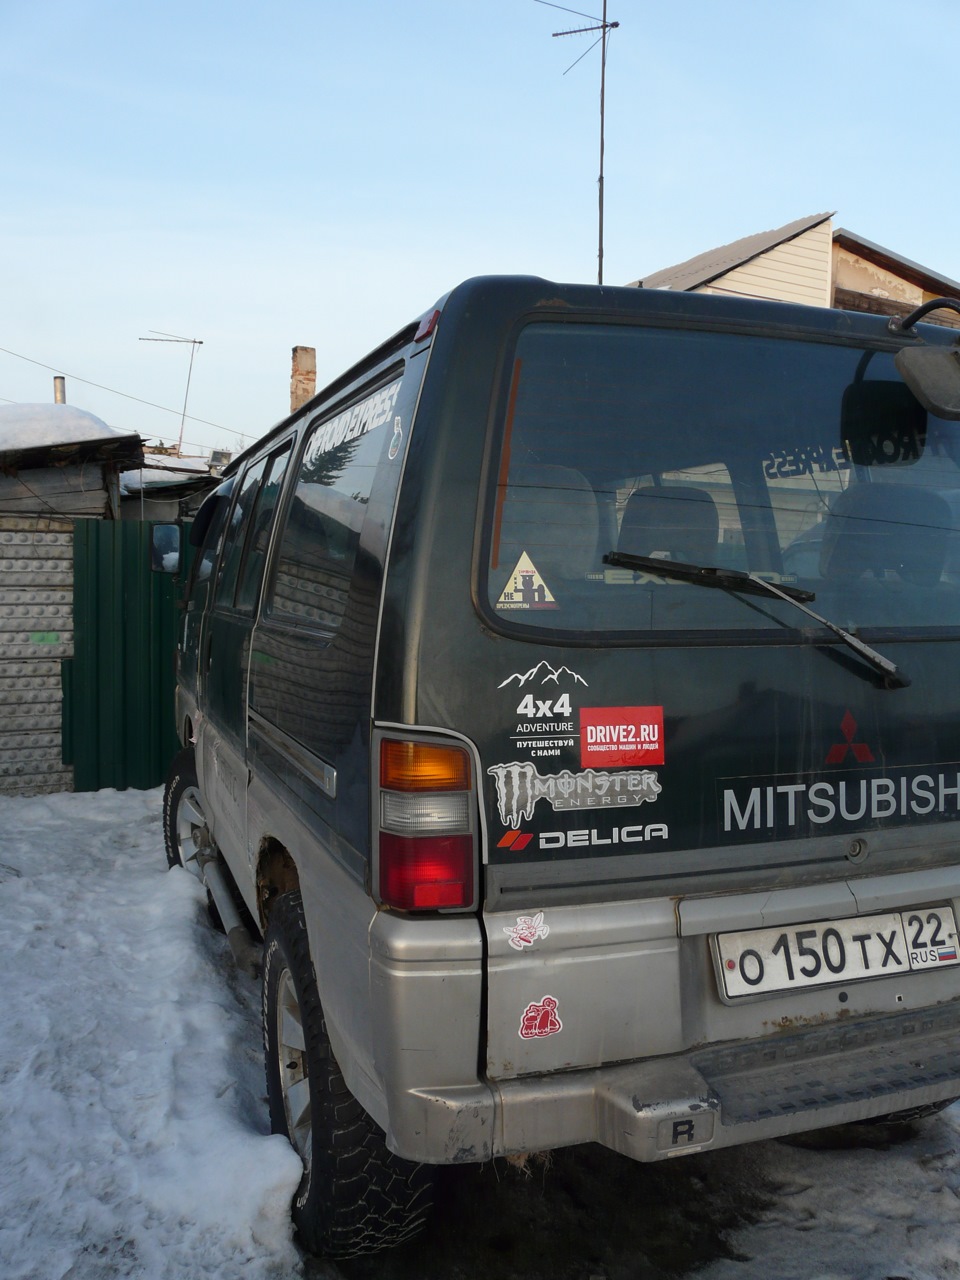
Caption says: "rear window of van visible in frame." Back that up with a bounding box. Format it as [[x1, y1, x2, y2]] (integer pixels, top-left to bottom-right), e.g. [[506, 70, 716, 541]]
[[486, 322, 960, 638]]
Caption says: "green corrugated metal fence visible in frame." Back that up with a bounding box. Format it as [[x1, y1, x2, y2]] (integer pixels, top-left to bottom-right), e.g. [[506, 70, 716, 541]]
[[63, 521, 183, 791]]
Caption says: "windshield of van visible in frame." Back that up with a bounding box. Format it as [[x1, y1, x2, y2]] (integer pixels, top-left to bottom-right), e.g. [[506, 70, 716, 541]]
[[485, 322, 960, 637]]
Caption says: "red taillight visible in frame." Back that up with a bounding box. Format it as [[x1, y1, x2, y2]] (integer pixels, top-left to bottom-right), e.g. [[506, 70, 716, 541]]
[[414, 309, 441, 343], [379, 834, 474, 910], [377, 738, 476, 912]]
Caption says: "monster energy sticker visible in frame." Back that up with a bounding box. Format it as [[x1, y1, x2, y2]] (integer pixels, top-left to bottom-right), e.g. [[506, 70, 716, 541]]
[[487, 761, 662, 826]]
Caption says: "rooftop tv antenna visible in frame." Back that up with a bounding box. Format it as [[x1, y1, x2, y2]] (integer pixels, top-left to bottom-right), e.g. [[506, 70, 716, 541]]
[[537, 0, 619, 285], [138, 330, 203, 455]]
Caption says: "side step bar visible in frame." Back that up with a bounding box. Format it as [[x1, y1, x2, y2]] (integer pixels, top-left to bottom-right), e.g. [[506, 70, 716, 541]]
[[199, 851, 262, 978]]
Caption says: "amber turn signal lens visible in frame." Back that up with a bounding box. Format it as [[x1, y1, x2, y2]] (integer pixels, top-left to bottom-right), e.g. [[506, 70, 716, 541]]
[[380, 739, 471, 792]]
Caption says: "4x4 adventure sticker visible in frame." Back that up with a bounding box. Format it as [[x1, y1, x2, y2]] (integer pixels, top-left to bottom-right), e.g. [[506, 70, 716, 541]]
[[500, 661, 585, 760]]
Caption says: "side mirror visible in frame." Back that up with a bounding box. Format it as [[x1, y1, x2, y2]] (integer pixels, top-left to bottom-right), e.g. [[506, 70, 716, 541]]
[[150, 522, 181, 574], [895, 346, 960, 421]]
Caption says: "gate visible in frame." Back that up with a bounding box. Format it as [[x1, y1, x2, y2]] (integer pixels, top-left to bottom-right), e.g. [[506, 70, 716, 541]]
[[63, 520, 183, 792]]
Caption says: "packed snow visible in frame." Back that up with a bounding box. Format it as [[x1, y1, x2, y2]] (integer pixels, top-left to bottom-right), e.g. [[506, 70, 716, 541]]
[[120, 453, 213, 494], [0, 787, 303, 1280], [0, 403, 137, 452], [3, 784, 960, 1280]]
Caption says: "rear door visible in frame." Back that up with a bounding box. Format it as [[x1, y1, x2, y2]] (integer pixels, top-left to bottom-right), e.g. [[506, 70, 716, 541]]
[[469, 312, 960, 1081]]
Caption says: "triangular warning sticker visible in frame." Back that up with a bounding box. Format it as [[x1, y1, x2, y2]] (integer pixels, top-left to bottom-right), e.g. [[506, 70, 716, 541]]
[[496, 552, 559, 610]]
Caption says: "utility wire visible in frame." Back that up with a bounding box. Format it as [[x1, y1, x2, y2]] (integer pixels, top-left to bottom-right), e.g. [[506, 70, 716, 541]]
[[0, 343, 243, 437]]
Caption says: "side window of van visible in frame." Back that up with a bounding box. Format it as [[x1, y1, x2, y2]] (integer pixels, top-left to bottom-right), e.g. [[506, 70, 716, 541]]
[[235, 444, 292, 612], [265, 400, 393, 634], [186, 479, 235, 604], [213, 458, 267, 609]]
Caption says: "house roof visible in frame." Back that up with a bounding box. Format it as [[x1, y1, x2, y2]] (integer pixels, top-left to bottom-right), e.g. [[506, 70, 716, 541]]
[[120, 453, 217, 498], [631, 212, 834, 292], [833, 228, 960, 298], [0, 404, 143, 471]]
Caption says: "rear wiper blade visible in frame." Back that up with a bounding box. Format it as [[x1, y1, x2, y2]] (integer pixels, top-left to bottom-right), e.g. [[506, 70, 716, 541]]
[[604, 551, 910, 689], [603, 551, 815, 602]]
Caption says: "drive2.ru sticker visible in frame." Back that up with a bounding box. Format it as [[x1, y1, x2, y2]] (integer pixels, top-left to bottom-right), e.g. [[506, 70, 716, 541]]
[[579, 706, 664, 768]]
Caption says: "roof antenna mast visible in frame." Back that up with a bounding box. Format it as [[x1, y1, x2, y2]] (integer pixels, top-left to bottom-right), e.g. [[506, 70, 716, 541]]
[[537, 0, 619, 285], [138, 331, 203, 456]]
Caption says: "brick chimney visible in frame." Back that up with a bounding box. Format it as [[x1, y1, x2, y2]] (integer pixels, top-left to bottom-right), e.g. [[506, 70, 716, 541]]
[[291, 346, 316, 413]]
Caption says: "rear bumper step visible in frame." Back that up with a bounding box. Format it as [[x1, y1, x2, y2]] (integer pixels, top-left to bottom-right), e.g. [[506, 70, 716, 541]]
[[481, 1000, 960, 1164], [692, 999, 960, 1127]]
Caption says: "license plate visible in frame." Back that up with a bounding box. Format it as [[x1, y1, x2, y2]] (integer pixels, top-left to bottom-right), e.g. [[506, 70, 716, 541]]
[[716, 905, 960, 999]]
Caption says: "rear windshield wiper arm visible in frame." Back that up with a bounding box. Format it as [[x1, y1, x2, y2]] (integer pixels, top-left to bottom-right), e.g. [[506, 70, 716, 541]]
[[604, 551, 815, 601], [604, 551, 910, 689]]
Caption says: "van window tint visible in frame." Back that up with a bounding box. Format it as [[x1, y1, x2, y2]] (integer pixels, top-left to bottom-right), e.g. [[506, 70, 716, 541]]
[[266, 397, 395, 633], [235, 444, 292, 612], [187, 480, 234, 604], [214, 458, 267, 608], [487, 323, 960, 636]]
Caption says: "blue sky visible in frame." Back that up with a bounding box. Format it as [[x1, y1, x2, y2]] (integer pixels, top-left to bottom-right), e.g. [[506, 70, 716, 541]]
[[2, 0, 959, 455]]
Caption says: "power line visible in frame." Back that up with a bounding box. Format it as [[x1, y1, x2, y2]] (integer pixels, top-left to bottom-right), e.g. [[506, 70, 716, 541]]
[[0, 343, 245, 438]]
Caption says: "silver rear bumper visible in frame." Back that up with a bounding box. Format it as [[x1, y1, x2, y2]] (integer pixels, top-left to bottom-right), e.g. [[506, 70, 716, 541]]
[[396, 999, 960, 1164]]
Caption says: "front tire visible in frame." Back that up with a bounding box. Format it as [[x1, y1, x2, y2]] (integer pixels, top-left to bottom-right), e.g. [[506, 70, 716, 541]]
[[162, 747, 209, 876], [163, 747, 224, 930], [262, 891, 435, 1258]]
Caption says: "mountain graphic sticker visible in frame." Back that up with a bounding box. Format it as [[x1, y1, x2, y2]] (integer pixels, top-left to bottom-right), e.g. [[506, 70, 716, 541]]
[[497, 660, 588, 689]]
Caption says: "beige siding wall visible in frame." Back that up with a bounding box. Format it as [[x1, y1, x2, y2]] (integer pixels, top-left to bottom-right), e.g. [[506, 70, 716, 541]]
[[699, 220, 833, 306], [832, 246, 924, 306]]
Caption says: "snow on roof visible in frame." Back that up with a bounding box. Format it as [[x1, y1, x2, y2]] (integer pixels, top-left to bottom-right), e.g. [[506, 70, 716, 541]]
[[120, 453, 214, 494], [0, 402, 137, 452]]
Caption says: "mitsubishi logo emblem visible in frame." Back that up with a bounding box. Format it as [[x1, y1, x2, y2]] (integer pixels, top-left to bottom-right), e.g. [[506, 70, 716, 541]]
[[825, 710, 875, 765]]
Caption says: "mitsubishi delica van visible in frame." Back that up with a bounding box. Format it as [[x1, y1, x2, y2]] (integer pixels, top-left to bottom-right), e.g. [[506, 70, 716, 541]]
[[161, 276, 960, 1258]]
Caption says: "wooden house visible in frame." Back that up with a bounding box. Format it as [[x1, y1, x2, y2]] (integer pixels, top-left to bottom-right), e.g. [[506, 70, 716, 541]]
[[632, 213, 960, 329]]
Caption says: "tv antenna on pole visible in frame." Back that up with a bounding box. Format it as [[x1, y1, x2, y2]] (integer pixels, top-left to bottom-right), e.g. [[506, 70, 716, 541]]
[[537, 0, 619, 285], [138, 330, 203, 455]]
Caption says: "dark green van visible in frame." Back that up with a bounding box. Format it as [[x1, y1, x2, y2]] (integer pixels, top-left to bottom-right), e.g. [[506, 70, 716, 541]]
[[162, 277, 960, 1257]]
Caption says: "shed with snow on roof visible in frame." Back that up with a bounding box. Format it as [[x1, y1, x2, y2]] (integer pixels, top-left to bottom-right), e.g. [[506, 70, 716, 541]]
[[0, 404, 143, 796]]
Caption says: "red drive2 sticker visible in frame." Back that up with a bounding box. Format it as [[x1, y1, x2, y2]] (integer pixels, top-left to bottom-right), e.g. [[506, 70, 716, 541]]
[[579, 706, 664, 768]]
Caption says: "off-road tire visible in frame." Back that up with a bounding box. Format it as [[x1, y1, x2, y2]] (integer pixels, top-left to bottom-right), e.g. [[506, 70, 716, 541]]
[[262, 890, 435, 1258], [162, 747, 206, 873], [163, 747, 225, 930]]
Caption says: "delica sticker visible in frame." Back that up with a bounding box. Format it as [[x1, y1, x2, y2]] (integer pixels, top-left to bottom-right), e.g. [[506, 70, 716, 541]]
[[496, 552, 558, 610]]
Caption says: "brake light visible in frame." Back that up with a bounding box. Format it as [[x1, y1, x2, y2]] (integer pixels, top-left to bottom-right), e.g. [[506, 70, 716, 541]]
[[377, 738, 476, 911], [414, 309, 440, 342]]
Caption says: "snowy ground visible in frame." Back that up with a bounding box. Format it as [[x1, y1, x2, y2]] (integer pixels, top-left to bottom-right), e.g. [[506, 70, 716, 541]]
[[3, 786, 960, 1280]]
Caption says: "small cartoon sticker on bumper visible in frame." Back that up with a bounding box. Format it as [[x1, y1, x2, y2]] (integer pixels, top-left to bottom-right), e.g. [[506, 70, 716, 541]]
[[520, 996, 562, 1039]]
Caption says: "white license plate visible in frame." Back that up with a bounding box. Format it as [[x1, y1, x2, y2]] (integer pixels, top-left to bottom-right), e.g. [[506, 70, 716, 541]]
[[716, 905, 960, 999]]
